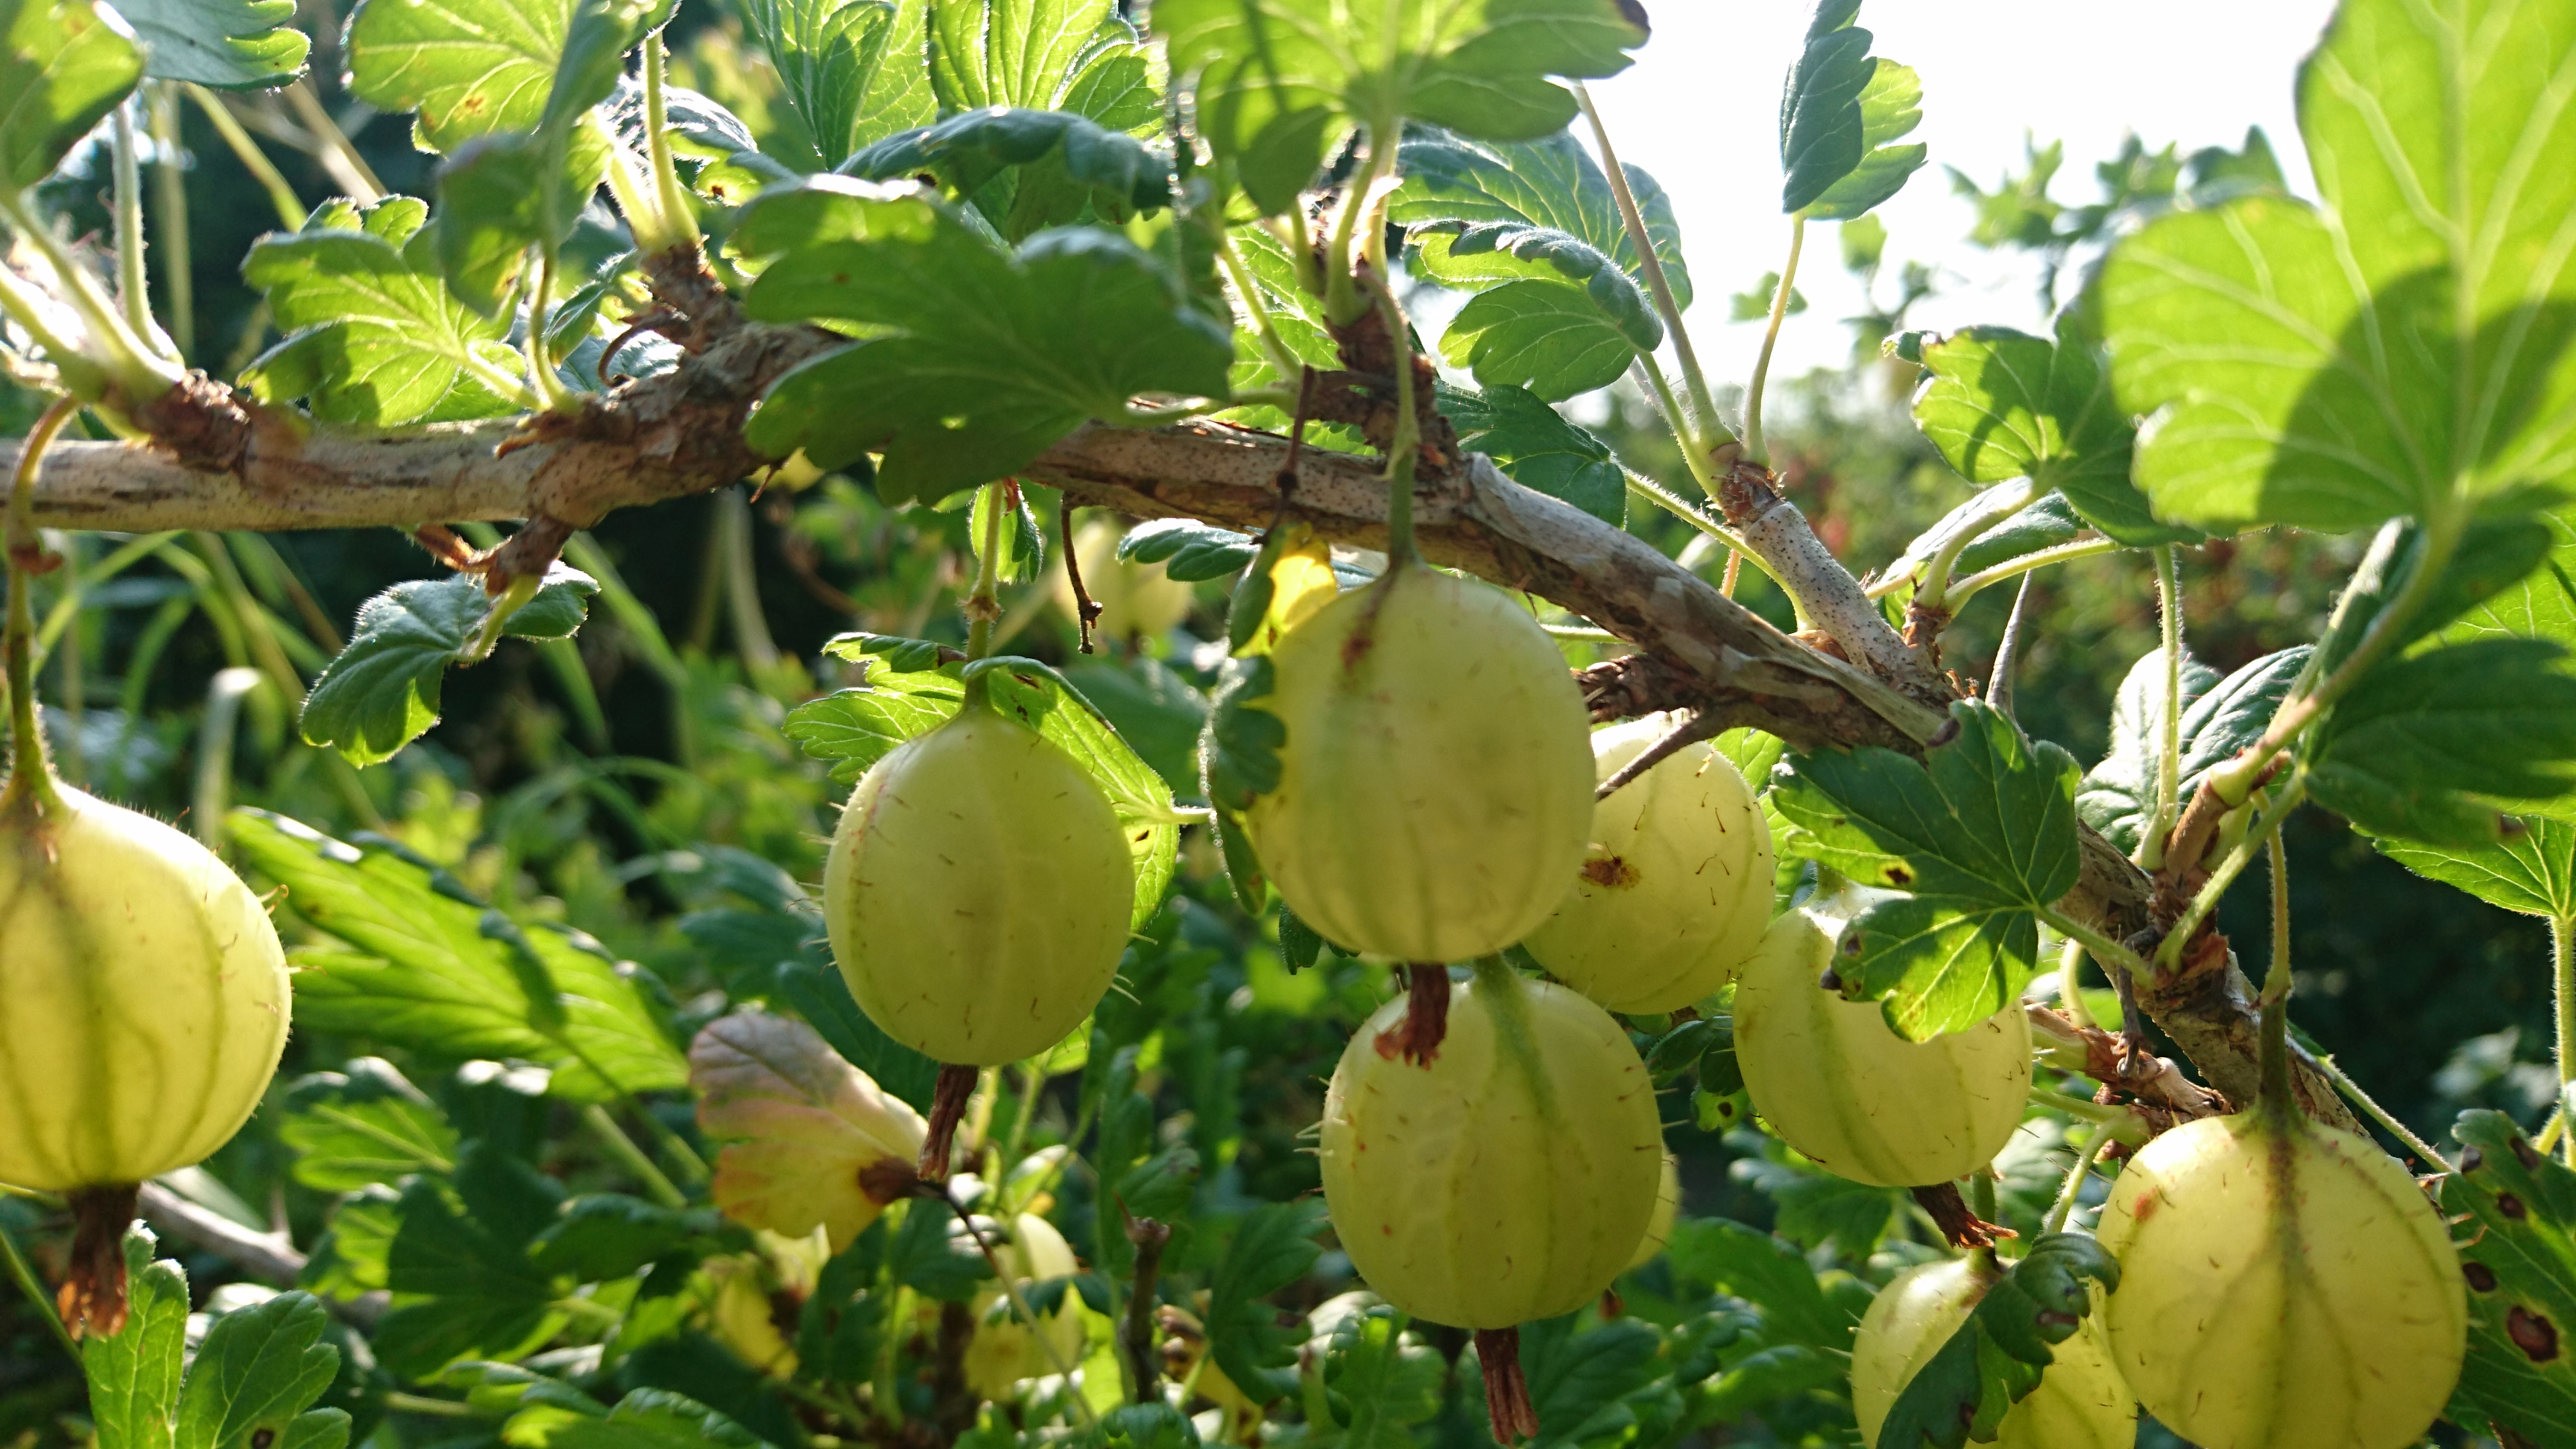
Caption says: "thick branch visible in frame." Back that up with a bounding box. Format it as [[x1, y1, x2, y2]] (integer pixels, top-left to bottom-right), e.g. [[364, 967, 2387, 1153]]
[[0, 328, 2328, 1126]]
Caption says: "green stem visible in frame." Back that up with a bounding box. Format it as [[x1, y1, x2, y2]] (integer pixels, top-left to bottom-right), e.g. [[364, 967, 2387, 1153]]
[[1214, 228, 1303, 384], [0, 1212, 80, 1368], [0, 191, 179, 400], [625, 1094, 710, 1186], [1322, 121, 1399, 325], [2305, 1047, 2449, 1167], [523, 248, 578, 414], [1363, 272, 1421, 564], [2207, 507, 2464, 808], [284, 80, 386, 202], [2, 397, 76, 816], [2037, 906, 2149, 988], [191, 667, 264, 849], [2027, 1086, 2129, 1124], [0, 266, 108, 399], [1914, 479, 2039, 614], [1929, 536, 2121, 605], [964, 482, 1007, 667], [641, 34, 701, 251], [2557, 914, 2574, 1165], [2141, 547, 2185, 869], [111, 102, 155, 344], [382, 1392, 482, 1418], [1573, 85, 1730, 452], [2043, 1125, 2114, 1235], [2057, 936, 2096, 1030], [1622, 468, 1788, 594], [147, 85, 192, 359], [1968, 1167, 2000, 1234], [1743, 215, 1806, 466], [580, 1104, 687, 1210], [2257, 833, 2295, 1119], [184, 85, 305, 229], [1634, 361, 1722, 499], [952, 1208, 1099, 1426], [2157, 774, 2309, 971]]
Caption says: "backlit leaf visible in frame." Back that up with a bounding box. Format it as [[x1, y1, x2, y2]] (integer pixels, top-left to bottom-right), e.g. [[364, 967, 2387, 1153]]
[[0, 0, 142, 191]]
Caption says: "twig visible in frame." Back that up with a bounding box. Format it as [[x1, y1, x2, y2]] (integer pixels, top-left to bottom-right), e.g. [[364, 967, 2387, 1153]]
[[1121, 1211, 1170, 1404], [1059, 494, 1102, 653]]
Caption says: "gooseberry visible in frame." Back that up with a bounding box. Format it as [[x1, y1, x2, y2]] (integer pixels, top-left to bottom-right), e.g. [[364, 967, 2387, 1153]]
[[2095, 1109, 2465, 1449], [824, 705, 1132, 1067], [1524, 716, 1773, 1012], [1245, 563, 1593, 963], [1851, 1255, 2135, 1449], [1732, 910, 2030, 1187]]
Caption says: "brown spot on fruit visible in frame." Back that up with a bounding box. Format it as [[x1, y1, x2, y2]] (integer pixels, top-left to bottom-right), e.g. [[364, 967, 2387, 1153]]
[[2132, 1189, 2161, 1224], [2510, 1305, 2560, 1362], [2465, 1262, 2499, 1292], [1580, 855, 1642, 889]]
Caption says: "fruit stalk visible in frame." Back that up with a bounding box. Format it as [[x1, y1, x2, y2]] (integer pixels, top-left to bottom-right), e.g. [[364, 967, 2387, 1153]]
[[1120, 1214, 1171, 1403], [1377, 963, 1452, 1066], [918, 1064, 980, 1181], [2, 396, 76, 818], [1477, 1327, 1538, 1443]]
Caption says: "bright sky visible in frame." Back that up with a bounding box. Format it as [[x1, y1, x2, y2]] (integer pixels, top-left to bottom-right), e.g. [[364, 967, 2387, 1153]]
[[1580, 0, 2343, 385]]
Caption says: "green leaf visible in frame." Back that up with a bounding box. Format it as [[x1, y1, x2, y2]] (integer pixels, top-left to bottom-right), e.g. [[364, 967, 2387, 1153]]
[[228, 810, 690, 1101], [376, 1165, 565, 1378], [1663, 1218, 1852, 1350], [241, 197, 527, 427], [1393, 127, 1686, 377], [2308, 637, 2576, 845], [1729, 271, 1805, 322], [346, 0, 582, 152], [1911, 324, 2198, 546], [1152, 0, 1648, 215], [1439, 381, 1625, 523], [1800, 59, 1925, 221], [0, 0, 142, 191], [888, 1199, 991, 1300], [1774, 700, 2084, 1038], [116, 0, 305, 89], [1946, 492, 2088, 581], [1440, 278, 1640, 400], [173, 1292, 351, 1449], [2376, 816, 2576, 920], [1061, 655, 1209, 796], [2439, 1110, 2576, 1449], [2098, 0, 2576, 531], [1396, 127, 1690, 307], [1779, 4, 1922, 217], [501, 1388, 775, 1448], [1512, 1317, 1664, 1449], [928, 0, 1132, 113], [820, 629, 959, 672], [1875, 1233, 2120, 1449], [1118, 518, 1258, 582], [1303, 1295, 1444, 1449], [280, 1059, 461, 1191], [843, 106, 1170, 241], [782, 669, 963, 782], [527, 1195, 711, 1282], [739, 181, 1234, 504], [1205, 1199, 1326, 1403], [298, 565, 598, 767], [2076, 645, 2308, 855], [740, 0, 932, 169], [85, 1227, 189, 1449]]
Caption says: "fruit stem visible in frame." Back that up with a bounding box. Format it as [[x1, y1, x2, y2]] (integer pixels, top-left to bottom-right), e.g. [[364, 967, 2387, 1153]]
[[1, 396, 76, 817], [2257, 832, 2296, 1122], [2043, 1124, 2115, 1235], [1968, 1168, 2000, 1239], [1377, 963, 1452, 1067], [2304, 1046, 2449, 1168], [1476, 1327, 1539, 1443], [918, 1063, 980, 1180]]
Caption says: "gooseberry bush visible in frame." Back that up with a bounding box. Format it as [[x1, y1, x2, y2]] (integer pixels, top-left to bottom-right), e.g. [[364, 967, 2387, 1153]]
[[1, 0, 2574, 1445]]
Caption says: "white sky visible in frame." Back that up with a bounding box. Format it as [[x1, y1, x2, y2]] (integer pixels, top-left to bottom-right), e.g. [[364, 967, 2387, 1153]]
[[1580, 0, 2343, 384]]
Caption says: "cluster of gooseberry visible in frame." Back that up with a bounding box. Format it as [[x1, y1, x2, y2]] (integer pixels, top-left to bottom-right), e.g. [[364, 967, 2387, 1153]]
[[820, 533, 2471, 1446]]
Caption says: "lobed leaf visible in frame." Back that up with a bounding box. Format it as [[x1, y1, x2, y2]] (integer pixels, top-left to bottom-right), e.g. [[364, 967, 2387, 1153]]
[[299, 564, 598, 766], [2097, 0, 2576, 533], [347, 0, 580, 152], [116, 0, 305, 89], [1874, 1233, 2119, 1448], [84, 1228, 189, 1449], [1774, 701, 2083, 1038], [0, 0, 141, 191], [280, 1058, 461, 1191], [739, 0, 932, 170], [739, 179, 1232, 505], [2076, 644, 2307, 855], [1440, 381, 1625, 523], [1152, 0, 1647, 215], [1204, 1198, 1326, 1403], [841, 105, 1169, 240], [2440, 1110, 2576, 1448]]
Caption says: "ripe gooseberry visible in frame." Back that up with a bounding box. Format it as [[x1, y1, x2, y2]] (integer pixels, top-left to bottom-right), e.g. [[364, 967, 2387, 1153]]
[[1320, 959, 1660, 1438], [1731, 910, 2030, 1186], [2095, 1108, 2465, 1449], [1244, 562, 1593, 964], [0, 783, 292, 1336], [1523, 716, 1774, 1013], [824, 704, 1132, 1069], [1850, 1256, 2135, 1448]]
